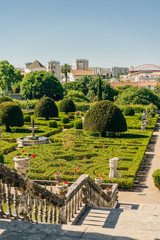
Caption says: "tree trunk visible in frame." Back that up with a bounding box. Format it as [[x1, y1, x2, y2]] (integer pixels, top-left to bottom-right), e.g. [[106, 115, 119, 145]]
[[65, 74, 67, 95], [6, 125, 11, 132]]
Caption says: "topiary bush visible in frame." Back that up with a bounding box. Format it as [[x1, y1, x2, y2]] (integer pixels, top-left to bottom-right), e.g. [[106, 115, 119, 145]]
[[0, 153, 4, 164], [137, 113, 142, 121], [84, 100, 127, 137], [74, 120, 83, 129], [0, 102, 24, 132], [0, 96, 13, 104], [48, 120, 57, 128], [24, 115, 31, 123], [150, 112, 155, 118], [123, 107, 135, 116], [152, 169, 160, 189], [67, 113, 74, 119], [59, 99, 76, 114], [34, 97, 58, 120], [61, 117, 69, 124]]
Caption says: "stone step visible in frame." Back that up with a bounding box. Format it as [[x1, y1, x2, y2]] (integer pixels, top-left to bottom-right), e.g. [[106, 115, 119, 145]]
[[0, 218, 160, 240]]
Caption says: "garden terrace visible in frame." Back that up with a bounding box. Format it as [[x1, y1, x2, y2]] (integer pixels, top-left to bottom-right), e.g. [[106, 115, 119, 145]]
[[3, 114, 158, 189]]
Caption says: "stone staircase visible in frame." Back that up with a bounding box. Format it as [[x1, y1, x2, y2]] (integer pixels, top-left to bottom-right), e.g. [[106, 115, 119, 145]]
[[1, 203, 160, 239]]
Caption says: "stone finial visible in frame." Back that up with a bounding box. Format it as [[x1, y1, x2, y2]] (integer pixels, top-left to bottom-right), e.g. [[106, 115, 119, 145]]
[[109, 157, 120, 178]]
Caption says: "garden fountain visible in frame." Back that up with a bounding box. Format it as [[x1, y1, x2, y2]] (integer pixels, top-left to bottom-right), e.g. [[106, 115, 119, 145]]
[[17, 119, 49, 147]]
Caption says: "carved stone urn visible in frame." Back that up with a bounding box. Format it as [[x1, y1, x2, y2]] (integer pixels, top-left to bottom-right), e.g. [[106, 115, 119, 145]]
[[56, 184, 68, 198], [13, 156, 31, 176]]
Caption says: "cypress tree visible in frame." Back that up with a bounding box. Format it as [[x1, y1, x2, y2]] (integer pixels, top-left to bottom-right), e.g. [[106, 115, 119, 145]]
[[97, 75, 102, 101]]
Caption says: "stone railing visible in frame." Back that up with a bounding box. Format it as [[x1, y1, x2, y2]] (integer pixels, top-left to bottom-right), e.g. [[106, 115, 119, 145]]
[[0, 163, 118, 225]]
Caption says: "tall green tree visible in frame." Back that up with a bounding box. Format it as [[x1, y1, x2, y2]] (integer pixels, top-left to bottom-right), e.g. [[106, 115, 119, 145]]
[[97, 75, 102, 101], [21, 71, 63, 100], [0, 61, 22, 92], [61, 64, 71, 95]]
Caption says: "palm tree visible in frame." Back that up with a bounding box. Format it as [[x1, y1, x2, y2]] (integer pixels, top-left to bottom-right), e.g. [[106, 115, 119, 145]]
[[61, 64, 71, 95]]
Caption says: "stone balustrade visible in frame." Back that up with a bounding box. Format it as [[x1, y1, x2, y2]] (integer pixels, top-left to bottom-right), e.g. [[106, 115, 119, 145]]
[[0, 163, 118, 225]]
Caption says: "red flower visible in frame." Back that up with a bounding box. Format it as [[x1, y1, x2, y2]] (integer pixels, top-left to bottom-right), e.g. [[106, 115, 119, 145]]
[[78, 149, 80, 152], [106, 187, 108, 190], [74, 168, 76, 171], [101, 176, 104, 179], [56, 182, 59, 185], [70, 173, 72, 175], [60, 163, 64, 166], [62, 180, 65, 183], [76, 167, 79, 169], [78, 170, 81, 173], [96, 175, 99, 177], [65, 181, 68, 184], [101, 144, 104, 147], [21, 150, 24, 153], [82, 158, 84, 160], [31, 154, 35, 158]]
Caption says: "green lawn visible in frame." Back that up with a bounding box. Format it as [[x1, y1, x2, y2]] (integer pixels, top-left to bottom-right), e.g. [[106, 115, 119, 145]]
[[3, 114, 158, 189]]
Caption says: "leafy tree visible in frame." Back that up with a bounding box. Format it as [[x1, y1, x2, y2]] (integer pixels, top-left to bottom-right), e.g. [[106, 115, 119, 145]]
[[34, 97, 58, 120], [84, 100, 127, 137], [59, 98, 76, 114], [68, 90, 89, 102], [21, 71, 63, 100], [0, 61, 23, 92], [0, 96, 13, 104], [66, 75, 116, 102], [154, 83, 160, 97], [0, 102, 24, 132], [61, 64, 71, 95], [116, 86, 160, 107]]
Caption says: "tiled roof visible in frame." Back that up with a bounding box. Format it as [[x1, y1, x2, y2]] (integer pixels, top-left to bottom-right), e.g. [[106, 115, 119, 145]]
[[70, 70, 95, 76], [110, 81, 158, 88], [27, 60, 45, 69]]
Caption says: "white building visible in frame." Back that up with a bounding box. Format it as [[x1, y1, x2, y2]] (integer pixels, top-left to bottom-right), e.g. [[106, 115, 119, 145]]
[[25, 60, 46, 73], [111, 66, 129, 77]]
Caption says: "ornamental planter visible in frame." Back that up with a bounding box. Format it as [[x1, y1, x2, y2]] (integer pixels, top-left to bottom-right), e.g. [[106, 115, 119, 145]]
[[56, 184, 68, 198], [94, 178, 103, 186], [105, 190, 112, 197], [13, 156, 31, 175]]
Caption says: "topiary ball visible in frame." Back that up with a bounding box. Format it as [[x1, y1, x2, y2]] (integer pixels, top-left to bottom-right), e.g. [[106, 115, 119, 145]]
[[34, 97, 58, 120], [74, 120, 83, 129], [67, 113, 74, 119], [0, 102, 24, 132], [152, 169, 160, 189], [123, 107, 135, 116], [61, 117, 69, 124], [0, 96, 13, 104], [24, 115, 31, 123], [84, 100, 127, 136], [59, 99, 76, 114], [48, 120, 57, 128]]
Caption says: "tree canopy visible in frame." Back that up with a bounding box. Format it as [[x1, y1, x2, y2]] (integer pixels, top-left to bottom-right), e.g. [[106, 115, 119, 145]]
[[115, 86, 160, 107], [21, 71, 63, 100], [0, 61, 23, 92], [84, 100, 127, 136], [65, 75, 115, 101], [61, 64, 71, 95]]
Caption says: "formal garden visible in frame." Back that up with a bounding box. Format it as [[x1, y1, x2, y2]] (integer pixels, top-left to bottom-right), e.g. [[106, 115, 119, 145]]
[[0, 96, 158, 189], [0, 61, 160, 190]]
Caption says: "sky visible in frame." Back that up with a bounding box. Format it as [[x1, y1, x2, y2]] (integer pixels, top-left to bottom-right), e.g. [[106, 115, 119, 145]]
[[0, 0, 160, 69]]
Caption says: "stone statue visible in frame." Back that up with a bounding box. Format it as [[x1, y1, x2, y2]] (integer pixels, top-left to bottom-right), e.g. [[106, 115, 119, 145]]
[[109, 157, 119, 178]]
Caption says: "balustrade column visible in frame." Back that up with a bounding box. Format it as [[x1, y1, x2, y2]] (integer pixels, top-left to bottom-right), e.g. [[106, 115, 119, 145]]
[[6, 182, 12, 217], [44, 199, 48, 223], [39, 199, 43, 222], [0, 178, 4, 217], [53, 206, 57, 224], [58, 206, 66, 224], [34, 198, 38, 223], [14, 187, 19, 218]]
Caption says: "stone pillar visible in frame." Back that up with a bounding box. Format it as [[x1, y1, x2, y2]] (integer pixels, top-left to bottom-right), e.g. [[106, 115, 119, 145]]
[[109, 157, 119, 178]]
